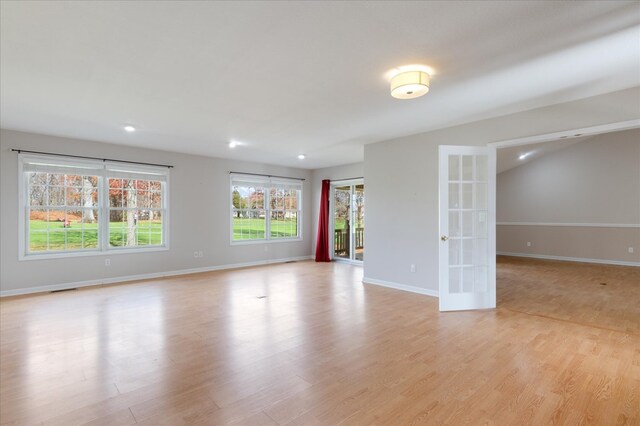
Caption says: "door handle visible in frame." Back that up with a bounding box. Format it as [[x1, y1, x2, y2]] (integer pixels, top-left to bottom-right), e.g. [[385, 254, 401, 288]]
[[441, 235, 449, 241]]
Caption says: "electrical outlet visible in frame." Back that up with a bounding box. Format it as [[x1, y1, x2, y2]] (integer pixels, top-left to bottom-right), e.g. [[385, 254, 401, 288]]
[[526, 242, 531, 247], [198, 251, 203, 258], [410, 264, 416, 273], [629, 247, 634, 254], [194, 251, 199, 258], [104, 258, 111, 266]]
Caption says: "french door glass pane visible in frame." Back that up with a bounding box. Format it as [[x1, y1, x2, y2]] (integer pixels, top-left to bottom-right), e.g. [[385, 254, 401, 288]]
[[448, 153, 489, 295], [333, 186, 350, 259]]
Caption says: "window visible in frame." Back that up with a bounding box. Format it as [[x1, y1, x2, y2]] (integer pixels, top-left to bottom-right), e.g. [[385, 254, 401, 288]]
[[19, 154, 169, 259], [231, 174, 302, 242]]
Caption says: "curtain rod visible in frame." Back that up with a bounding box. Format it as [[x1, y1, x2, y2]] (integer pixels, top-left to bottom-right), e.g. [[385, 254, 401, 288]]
[[11, 149, 174, 168], [229, 171, 305, 181], [330, 176, 363, 182]]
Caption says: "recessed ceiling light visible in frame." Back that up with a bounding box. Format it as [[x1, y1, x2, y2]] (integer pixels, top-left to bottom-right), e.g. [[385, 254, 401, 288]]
[[228, 141, 238, 148], [298, 154, 306, 160], [123, 125, 136, 132], [519, 152, 532, 160]]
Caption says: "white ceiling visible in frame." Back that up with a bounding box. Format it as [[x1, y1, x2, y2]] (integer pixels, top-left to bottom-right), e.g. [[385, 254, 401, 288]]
[[1, 1, 639, 169]]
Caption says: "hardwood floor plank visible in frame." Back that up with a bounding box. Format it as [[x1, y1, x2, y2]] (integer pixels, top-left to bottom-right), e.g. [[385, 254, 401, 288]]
[[1, 258, 638, 425]]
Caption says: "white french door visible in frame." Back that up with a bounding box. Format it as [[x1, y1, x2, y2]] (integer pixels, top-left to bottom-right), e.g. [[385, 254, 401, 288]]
[[439, 146, 496, 311]]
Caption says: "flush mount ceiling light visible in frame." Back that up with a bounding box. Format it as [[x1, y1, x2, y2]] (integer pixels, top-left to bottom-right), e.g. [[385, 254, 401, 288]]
[[297, 154, 306, 160], [228, 141, 239, 148], [123, 125, 136, 132], [390, 68, 431, 99]]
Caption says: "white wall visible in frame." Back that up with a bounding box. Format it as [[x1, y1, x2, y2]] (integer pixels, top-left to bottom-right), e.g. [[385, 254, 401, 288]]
[[0, 129, 313, 294], [496, 128, 640, 264], [363, 87, 640, 293], [310, 163, 364, 254]]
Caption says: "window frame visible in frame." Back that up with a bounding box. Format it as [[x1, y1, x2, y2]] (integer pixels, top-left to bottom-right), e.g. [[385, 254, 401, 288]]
[[229, 175, 303, 245], [18, 154, 170, 260]]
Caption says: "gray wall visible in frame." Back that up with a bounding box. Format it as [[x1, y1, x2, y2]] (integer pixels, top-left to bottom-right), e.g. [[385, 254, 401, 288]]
[[0, 129, 313, 294], [496, 128, 640, 264], [363, 87, 640, 293]]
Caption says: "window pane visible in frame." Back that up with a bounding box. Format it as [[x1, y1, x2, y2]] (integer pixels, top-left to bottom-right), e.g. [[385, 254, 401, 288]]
[[109, 180, 124, 207], [449, 239, 461, 265], [462, 183, 473, 209], [66, 187, 82, 206], [29, 172, 48, 186], [109, 210, 124, 247], [124, 180, 138, 208], [449, 183, 460, 209], [475, 183, 487, 209], [66, 174, 83, 187], [48, 231, 66, 251], [462, 156, 473, 180], [449, 211, 460, 237], [233, 210, 265, 240], [49, 173, 65, 186], [271, 211, 297, 238], [149, 210, 163, 245], [449, 155, 460, 181], [27, 170, 100, 253], [49, 186, 65, 206], [476, 156, 487, 181], [83, 210, 99, 249], [29, 186, 47, 206], [252, 188, 265, 209], [150, 190, 162, 208], [28, 209, 47, 251]]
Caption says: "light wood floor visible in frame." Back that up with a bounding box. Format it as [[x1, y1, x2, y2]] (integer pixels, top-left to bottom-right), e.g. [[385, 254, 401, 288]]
[[1, 258, 638, 425]]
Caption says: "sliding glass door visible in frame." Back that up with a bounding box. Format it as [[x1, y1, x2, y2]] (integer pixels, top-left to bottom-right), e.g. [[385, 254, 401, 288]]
[[332, 182, 364, 262]]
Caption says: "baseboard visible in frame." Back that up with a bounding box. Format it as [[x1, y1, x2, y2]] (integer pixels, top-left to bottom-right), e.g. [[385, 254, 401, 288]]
[[362, 277, 439, 298], [0, 255, 314, 297], [497, 252, 640, 267]]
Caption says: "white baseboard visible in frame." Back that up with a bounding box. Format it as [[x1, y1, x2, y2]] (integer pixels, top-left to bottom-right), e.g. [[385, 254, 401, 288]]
[[362, 277, 439, 298], [497, 252, 640, 267], [0, 255, 314, 297]]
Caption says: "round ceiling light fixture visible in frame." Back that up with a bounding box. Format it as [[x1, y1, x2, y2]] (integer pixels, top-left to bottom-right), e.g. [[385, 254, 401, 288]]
[[297, 154, 306, 160], [390, 69, 430, 100], [123, 125, 136, 132]]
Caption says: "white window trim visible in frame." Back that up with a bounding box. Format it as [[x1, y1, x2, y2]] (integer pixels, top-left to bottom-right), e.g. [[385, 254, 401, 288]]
[[18, 153, 170, 260], [229, 175, 303, 245]]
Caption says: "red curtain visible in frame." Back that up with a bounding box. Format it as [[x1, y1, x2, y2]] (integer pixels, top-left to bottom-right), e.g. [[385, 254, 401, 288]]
[[315, 179, 331, 262]]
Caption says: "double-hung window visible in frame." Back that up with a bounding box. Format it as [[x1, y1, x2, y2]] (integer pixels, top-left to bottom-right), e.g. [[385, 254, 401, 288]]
[[19, 153, 169, 259], [231, 174, 302, 243]]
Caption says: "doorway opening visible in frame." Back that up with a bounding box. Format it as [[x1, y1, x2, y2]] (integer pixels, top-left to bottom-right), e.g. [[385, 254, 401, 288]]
[[331, 180, 364, 263]]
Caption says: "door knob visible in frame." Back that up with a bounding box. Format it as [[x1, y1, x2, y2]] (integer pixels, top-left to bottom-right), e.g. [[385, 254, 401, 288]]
[[441, 235, 449, 241]]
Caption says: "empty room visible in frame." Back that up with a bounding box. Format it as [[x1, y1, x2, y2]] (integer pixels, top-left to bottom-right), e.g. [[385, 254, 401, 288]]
[[1, 1, 639, 425]]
